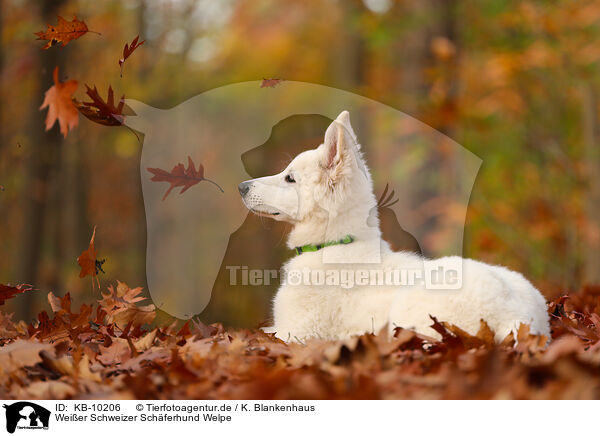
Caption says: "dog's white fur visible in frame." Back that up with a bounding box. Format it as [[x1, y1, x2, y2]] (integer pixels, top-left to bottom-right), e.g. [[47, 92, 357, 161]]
[[239, 111, 550, 343]]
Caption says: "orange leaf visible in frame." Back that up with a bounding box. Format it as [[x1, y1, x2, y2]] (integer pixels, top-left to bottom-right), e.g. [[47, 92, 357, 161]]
[[40, 67, 79, 138], [147, 156, 224, 200], [77, 227, 97, 278], [35, 15, 92, 49]]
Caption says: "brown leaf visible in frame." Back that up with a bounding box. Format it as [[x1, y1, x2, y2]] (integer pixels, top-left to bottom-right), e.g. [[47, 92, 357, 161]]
[[35, 15, 93, 49], [98, 338, 131, 366], [77, 226, 98, 279], [0, 312, 19, 340], [134, 329, 157, 352], [21, 380, 76, 400], [41, 349, 101, 382], [48, 291, 71, 313], [0, 339, 53, 368], [40, 67, 78, 137], [99, 282, 156, 328], [119, 35, 145, 76], [76, 85, 125, 126], [260, 78, 283, 88], [147, 156, 224, 200], [0, 283, 35, 306]]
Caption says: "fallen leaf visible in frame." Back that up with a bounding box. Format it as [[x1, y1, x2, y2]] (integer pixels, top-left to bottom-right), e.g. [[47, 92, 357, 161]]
[[147, 156, 224, 200], [134, 329, 157, 352], [99, 282, 156, 328], [40, 67, 78, 138], [0, 339, 52, 368], [47, 291, 71, 313], [41, 349, 101, 382], [98, 339, 131, 366], [22, 380, 76, 400]]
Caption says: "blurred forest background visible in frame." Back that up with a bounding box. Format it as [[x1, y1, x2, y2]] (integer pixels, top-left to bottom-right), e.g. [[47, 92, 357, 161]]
[[1, 0, 599, 327]]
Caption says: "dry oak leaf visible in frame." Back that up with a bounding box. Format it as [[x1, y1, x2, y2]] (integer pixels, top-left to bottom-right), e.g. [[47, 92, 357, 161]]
[[21, 380, 76, 400], [77, 227, 105, 290], [76, 85, 125, 126], [147, 156, 224, 201], [0, 312, 19, 340], [119, 35, 145, 76], [0, 283, 35, 306], [0, 339, 53, 368], [98, 338, 132, 366], [99, 282, 156, 328], [77, 226, 98, 278], [40, 349, 101, 382], [35, 15, 94, 49], [40, 67, 78, 138]]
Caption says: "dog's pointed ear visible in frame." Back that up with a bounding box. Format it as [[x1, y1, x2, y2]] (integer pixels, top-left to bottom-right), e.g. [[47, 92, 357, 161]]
[[335, 110, 359, 148], [322, 120, 345, 171], [321, 111, 357, 172]]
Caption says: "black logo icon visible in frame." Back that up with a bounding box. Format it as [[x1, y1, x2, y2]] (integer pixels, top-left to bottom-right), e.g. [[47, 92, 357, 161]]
[[3, 402, 50, 434]]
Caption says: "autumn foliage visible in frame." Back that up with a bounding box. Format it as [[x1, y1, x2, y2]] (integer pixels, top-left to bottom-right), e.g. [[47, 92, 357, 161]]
[[1, 281, 600, 399], [4, 2, 600, 402], [36, 16, 140, 136]]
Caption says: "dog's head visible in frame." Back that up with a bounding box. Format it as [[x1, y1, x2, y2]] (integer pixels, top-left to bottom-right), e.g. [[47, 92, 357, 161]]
[[238, 111, 376, 238]]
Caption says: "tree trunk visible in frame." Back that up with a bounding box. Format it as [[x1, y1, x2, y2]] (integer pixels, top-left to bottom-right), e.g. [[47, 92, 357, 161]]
[[582, 83, 600, 284], [16, 0, 66, 319]]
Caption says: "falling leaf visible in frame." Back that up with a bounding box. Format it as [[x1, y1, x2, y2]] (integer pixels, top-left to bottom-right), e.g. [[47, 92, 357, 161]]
[[77, 227, 103, 291], [35, 15, 96, 49], [75, 85, 125, 126], [119, 35, 145, 77], [147, 156, 224, 200], [39, 67, 79, 138], [260, 78, 283, 88], [0, 283, 35, 306], [77, 227, 97, 278]]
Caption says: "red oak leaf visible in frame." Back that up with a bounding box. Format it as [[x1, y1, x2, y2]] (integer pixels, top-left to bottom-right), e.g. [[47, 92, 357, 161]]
[[0, 284, 35, 306], [119, 35, 145, 77], [147, 156, 224, 201], [76, 85, 125, 126]]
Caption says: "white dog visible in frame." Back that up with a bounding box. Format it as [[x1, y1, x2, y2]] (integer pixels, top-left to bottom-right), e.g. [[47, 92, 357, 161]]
[[238, 111, 550, 343]]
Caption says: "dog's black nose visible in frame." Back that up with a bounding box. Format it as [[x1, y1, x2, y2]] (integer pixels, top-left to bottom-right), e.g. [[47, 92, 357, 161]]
[[238, 181, 250, 196]]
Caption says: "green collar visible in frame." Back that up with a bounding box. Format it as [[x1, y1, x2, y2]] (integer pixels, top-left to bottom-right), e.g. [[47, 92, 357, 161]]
[[295, 235, 354, 255]]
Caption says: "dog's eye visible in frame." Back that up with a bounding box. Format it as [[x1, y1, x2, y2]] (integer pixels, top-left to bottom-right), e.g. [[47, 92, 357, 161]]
[[285, 174, 295, 183]]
